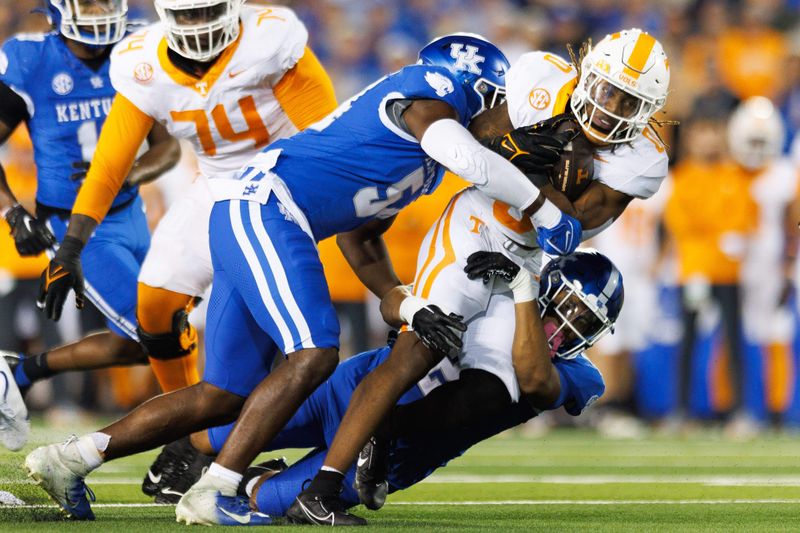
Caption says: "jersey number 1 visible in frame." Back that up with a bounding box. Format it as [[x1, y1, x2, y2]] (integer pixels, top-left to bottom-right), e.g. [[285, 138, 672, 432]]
[[171, 95, 270, 156]]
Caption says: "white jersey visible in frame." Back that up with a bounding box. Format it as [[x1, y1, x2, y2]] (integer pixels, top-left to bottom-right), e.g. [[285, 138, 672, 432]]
[[110, 5, 308, 178]]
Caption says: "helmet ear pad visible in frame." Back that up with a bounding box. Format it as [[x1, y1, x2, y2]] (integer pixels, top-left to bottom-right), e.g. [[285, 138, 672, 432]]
[[418, 33, 510, 117]]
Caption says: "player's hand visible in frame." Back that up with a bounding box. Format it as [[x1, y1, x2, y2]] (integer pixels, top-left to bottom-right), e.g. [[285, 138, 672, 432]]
[[464, 251, 520, 284], [37, 236, 85, 321], [4, 204, 56, 256], [484, 115, 575, 177], [531, 201, 582, 256], [398, 296, 466, 357], [69, 161, 90, 182]]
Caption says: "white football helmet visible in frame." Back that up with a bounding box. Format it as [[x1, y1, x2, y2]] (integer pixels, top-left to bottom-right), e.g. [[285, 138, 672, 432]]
[[154, 0, 244, 62], [727, 96, 785, 171], [47, 0, 128, 46], [570, 28, 670, 144]]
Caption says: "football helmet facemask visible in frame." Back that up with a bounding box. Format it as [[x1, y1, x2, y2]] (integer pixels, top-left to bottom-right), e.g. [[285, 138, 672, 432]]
[[728, 96, 785, 171], [538, 249, 624, 359], [570, 28, 669, 144], [47, 0, 128, 46], [155, 0, 244, 62]]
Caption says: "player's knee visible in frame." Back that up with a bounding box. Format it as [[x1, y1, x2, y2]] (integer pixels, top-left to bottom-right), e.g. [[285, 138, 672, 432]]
[[106, 336, 149, 365], [138, 308, 198, 361], [388, 332, 439, 382], [137, 283, 194, 333], [192, 381, 245, 421], [289, 347, 338, 387]]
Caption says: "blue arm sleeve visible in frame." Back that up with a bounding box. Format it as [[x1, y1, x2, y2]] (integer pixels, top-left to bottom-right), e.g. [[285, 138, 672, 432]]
[[550, 355, 606, 416]]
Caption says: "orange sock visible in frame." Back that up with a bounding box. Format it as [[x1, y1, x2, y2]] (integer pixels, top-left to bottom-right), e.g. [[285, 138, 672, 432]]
[[138, 283, 202, 392]]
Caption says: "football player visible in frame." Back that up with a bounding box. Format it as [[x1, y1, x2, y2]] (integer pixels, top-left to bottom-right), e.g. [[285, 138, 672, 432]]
[[11, 0, 338, 499], [202, 249, 619, 525], [0, 0, 180, 450], [27, 33, 581, 522], [292, 29, 671, 521]]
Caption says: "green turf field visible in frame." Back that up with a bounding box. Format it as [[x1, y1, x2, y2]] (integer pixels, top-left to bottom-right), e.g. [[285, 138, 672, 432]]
[[2, 420, 800, 531]]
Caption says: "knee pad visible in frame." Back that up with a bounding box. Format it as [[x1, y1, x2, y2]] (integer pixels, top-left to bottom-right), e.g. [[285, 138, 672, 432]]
[[138, 308, 198, 360]]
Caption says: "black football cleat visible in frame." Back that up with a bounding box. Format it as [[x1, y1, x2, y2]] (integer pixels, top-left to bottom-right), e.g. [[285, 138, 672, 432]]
[[156, 447, 214, 504], [353, 436, 389, 510], [142, 436, 195, 497], [238, 457, 289, 498], [286, 489, 367, 526]]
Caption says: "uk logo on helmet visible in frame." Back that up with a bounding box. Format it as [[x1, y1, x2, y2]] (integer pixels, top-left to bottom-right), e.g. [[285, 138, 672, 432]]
[[449, 43, 485, 75]]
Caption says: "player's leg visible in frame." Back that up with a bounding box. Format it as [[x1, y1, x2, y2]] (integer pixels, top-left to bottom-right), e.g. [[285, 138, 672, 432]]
[[136, 179, 214, 392], [177, 198, 340, 525]]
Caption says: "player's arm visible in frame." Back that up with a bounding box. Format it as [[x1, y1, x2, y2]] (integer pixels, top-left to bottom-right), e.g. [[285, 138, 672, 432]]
[[404, 99, 581, 255], [337, 217, 466, 354], [0, 81, 56, 255], [126, 120, 180, 187], [464, 251, 561, 407], [546, 179, 634, 232], [274, 46, 338, 129]]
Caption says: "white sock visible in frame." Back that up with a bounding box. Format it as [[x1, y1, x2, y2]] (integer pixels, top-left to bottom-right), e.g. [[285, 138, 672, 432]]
[[321, 465, 343, 475], [208, 462, 243, 488], [73, 435, 103, 473], [90, 432, 111, 453]]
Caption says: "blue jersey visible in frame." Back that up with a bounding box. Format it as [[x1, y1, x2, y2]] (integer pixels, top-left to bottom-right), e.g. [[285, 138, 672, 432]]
[[245, 64, 477, 240], [0, 32, 138, 210]]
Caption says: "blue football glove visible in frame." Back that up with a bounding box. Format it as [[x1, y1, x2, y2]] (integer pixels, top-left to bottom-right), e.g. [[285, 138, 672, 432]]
[[536, 211, 582, 256]]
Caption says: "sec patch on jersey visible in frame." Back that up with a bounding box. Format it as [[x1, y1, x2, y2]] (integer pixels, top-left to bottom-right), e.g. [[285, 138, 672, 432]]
[[550, 119, 594, 201]]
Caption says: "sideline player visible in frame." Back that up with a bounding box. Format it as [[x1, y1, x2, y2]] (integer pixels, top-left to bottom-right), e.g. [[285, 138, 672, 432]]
[[27, 33, 581, 521], [207, 249, 618, 525], [292, 28, 672, 521], [7, 0, 338, 497], [0, 0, 180, 450]]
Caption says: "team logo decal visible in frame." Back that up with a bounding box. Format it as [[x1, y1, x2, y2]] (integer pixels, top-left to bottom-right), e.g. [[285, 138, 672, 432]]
[[133, 62, 154, 84], [449, 43, 485, 74], [425, 71, 454, 97], [51, 72, 74, 96], [90, 76, 104, 89], [528, 88, 551, 110], [0, 50, 7, 75]]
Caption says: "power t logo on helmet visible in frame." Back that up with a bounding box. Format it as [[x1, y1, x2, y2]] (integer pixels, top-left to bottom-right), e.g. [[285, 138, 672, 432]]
[[570, 28, 669, 144]]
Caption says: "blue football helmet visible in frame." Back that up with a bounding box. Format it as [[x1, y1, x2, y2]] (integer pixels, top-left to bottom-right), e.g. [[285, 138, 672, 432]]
[[538, 249, 624, 359], [418, 33, 509, 117], [46, 0, 128, 46]]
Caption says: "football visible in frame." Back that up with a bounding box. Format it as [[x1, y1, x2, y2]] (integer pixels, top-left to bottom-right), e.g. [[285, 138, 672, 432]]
[[549, 119, 595, 201]]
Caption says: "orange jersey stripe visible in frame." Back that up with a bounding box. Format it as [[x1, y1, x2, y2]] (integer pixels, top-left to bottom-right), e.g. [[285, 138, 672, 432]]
[[72, 94, 154, 222], [412, 197, 453, 294], [623, 33, 656, 79], [273, 47, 337, 131], [419, 192, 463, 299]]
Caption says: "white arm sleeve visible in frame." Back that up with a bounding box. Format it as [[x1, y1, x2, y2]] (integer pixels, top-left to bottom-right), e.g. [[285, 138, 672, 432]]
[[420, 118, 543, 212]]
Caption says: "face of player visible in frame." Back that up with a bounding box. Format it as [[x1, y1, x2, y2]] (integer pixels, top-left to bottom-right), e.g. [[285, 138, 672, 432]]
[[165, 3, 228, 55], [585, 77, 641, 135], [541, 287, 604, 358]]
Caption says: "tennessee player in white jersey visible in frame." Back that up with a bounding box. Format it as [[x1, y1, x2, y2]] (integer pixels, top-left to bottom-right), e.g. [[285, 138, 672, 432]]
[[731, 97, 799, 415], [54, 0, 336, 396], [408, 29, 670, 398]]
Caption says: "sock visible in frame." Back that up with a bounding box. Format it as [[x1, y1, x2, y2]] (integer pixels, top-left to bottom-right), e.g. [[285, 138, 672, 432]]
[[208, 462, 243, 488], [307, 467, 344, 495], [90, 432, 111, 453], [73, 434, 104, 473], [17, 352, 53, 388]]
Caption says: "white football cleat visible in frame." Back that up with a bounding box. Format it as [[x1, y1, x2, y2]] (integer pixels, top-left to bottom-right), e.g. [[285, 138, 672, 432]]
[[25, 436, 96, 520], [175, 470, 238, 526], [0, 352, 29, 451]]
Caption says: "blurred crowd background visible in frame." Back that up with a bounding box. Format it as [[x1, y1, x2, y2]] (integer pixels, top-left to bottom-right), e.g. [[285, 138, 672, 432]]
[[3, 0, 800, 439]]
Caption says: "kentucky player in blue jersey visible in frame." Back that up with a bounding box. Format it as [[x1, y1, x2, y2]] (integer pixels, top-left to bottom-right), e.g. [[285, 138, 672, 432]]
[[0, 1, 179, 450], [27, 33, 580, 521], [197, 250, 618, 525]]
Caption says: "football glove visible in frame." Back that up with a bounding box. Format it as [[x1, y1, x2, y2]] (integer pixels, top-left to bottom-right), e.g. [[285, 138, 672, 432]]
[[536, 210, 582, 256], [483, 114, 576, 181], [70, 161, 90, 182], [38, 236, 85, 321], [464, 251, 520, 285], [4, 204, 56, 256], [399, 296, 466, 358]]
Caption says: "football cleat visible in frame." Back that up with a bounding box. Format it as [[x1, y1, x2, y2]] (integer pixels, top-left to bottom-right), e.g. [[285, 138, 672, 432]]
[[0, 352, 29, 451], [238, 457, 289, 498], [354, 437, 389, 510], [25, 436, 95, 520], [155, 445, 214, 504], [142, 437, 190, 497], [213, 494, 273, 526], [286, 489, 367, 526], [175, 470, 238, 525]]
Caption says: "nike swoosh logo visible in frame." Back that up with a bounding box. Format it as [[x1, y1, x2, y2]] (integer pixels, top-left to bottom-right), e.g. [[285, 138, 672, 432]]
[[298, 499, 334, 526], [218, 505, 251, 524], [357, 455, 369, 468], [45, 265, 69, 287], [159, 488, 183, 496], [228, 69, 247, 78], [147, 470, 161, 484], [23, 216, 33, 233]]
